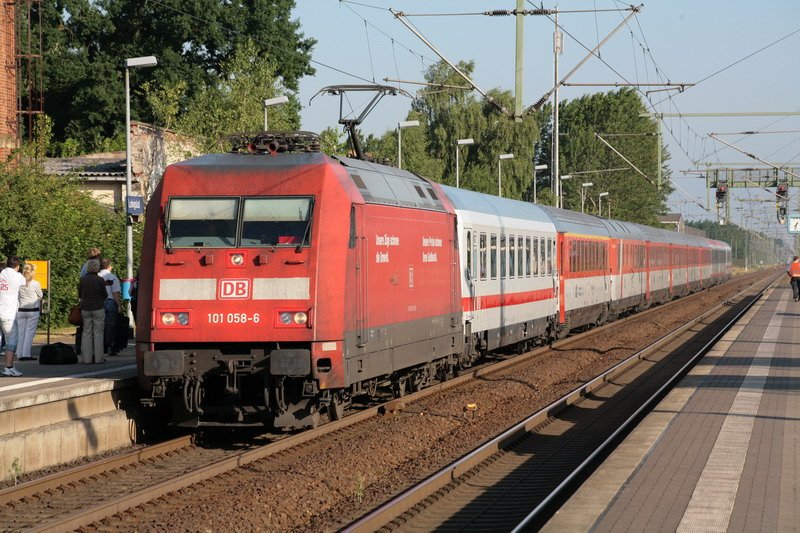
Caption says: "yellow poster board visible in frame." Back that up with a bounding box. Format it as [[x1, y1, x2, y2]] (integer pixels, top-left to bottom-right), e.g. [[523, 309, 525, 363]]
[[27, 260, 49, 290]]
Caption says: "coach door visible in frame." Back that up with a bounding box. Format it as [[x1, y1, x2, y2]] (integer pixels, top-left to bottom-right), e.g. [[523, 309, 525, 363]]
[[464, 228, 477, 322], [354, 205, 368, 347]]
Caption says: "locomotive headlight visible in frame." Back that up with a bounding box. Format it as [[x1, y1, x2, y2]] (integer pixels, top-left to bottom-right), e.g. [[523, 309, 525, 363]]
[[279, 312, 293, 325], [177, 312, 190, 326], [161, 313, 176, 326], [231, 253, 245, 266], [293, 312, 308, 325]]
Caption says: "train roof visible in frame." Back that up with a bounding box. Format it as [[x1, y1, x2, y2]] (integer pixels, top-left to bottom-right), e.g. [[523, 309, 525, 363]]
[[170, 151, 333, 172], [439, 185, 555, 226], [537, 206, 615, 238], [332, 156, 447, 212]]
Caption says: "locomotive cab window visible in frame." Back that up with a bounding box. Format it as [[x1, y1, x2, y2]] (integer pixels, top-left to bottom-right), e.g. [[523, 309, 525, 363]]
[[166, 197, 238, 248], [241, 197, 313, 247]]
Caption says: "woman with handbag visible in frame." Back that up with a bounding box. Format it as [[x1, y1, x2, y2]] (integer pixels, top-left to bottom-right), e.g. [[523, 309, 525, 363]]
[[77, 259, 106, 363], [16, 263, 43, 361]]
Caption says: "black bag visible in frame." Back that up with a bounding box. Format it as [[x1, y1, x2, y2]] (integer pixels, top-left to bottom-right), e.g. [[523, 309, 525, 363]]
[[39, 342, 78, 365], [113, 314, 130, 352]]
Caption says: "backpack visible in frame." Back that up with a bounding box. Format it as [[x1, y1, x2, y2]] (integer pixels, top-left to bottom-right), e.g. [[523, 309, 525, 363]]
[[39, 342, 79, 365]]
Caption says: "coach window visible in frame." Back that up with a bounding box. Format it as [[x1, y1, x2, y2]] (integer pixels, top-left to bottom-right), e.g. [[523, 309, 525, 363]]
[[490, 234, 498, 279], [466, 231, 472, 279], [241, 197, 313, 247], [509, 236, 516, 277], [533, 238, 539, 276], [500, 235, 507, 279], [479, 233, 487, 280], [546, 238, 552, 275], [526, 236, 532, 277], [518, 236, 524, 277], [167, 197, 239, 248]]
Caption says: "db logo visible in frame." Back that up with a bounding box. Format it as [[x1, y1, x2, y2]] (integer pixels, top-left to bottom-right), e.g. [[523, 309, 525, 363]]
[[219, 279, 250, 299]]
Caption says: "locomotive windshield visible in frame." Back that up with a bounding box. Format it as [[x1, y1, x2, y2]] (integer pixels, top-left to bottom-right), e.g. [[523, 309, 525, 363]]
[[241, 197, 312, 247], [164, 196, 313, 248], [166, 198, 238, 247]]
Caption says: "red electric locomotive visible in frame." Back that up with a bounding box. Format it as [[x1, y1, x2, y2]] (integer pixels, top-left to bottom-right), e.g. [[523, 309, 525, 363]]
[[137, 133, 462, 429]]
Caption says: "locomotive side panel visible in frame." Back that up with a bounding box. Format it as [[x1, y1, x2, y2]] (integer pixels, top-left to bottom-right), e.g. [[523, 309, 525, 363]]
[[343, 203, 461, 384]]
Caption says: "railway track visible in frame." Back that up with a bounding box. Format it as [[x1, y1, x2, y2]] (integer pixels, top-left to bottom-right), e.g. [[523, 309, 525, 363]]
[[0, 270, 775, 532], [344, 272, 778, 532]]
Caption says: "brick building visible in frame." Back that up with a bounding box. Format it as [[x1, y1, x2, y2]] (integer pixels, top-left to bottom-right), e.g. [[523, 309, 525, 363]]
[[0, 3, 17, 160]]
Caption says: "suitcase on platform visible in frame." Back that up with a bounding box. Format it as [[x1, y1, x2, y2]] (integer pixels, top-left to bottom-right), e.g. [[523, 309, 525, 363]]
[[39, 342, 78, 365]]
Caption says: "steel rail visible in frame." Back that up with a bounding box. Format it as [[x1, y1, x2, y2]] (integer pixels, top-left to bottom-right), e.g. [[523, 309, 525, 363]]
[[343, 271, 779, 532], [0, 435, 194, 506], [510, 274, 776, 531], [10, 270, 773, 531]]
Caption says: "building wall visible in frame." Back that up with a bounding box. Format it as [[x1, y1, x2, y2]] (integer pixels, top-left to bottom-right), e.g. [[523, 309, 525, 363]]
[[130, 121, 199, 201], [0, 3, 18, 160]]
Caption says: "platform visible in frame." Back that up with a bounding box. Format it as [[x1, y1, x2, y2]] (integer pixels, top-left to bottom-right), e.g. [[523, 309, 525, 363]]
[[544, 281, 800, 532], [0, 333, 137, 476]]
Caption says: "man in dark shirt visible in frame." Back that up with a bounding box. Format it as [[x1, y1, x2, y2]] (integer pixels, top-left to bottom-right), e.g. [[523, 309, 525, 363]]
[[78, 259, 107, 363]]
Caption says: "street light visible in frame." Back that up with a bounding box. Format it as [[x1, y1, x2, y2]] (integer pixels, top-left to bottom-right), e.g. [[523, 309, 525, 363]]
[[263, 95, 289, 130], [455, 138, 475, 188], [533, 164, 548, 204], [558, 174, 572, 209], [125, 55, 157, 321], [598, 192, 609, 217], [498, 153, 514, 197], [397, 120, 420, 169], [580, 182, 593, 214]]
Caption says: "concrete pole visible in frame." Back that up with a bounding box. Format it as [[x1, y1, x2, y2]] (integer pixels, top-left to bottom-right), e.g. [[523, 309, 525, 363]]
[[553, 9, 561, 207], [514, 0, 524, 122], [397, 126, 402, 169], [124, 67, 133, 288], [456, 144, 460, 188]]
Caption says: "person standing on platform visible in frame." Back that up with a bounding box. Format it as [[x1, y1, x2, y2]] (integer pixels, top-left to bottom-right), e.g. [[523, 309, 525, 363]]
[[78, 259, 106, 363], [80, 247, 101, 277], [0, 257, 26, 376], [16, 263, 43, 361], [99, 258, 122, 355], [788, 256, 800, 301]]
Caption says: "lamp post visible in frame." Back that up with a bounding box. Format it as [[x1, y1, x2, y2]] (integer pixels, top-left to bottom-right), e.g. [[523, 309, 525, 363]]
[[125, 55, 157, 320], [263, 95, 289, 130], [397, 120, 420, 169], [533, 164, 548, 204], [598, 192, 609, 216], [455, 138, 474, 188], [498, 153, 514, 197], [558, 174, 572, 209], [580, 182, 594, 214]]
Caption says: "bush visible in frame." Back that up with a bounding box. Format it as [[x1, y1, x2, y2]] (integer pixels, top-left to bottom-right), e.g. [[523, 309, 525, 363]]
[[0, 158, 140, 326]]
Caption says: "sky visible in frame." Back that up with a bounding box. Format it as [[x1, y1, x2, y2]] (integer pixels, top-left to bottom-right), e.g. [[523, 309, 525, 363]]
[[291, 0, 800, 243]]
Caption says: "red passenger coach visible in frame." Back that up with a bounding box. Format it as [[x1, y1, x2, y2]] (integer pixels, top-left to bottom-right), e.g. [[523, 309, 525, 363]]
[[137, 133, 462, 429]]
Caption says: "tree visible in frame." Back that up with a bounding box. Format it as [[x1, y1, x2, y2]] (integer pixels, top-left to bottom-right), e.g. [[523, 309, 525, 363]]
[[173, 40, 298, 150], [359, 60, 546, 200], [546, 89, 672, 224], [37, 0, 315, 154]]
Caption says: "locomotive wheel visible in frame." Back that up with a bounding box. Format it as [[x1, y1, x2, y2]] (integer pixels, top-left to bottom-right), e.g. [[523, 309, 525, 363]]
[[408, 372, 423, 393], [328, 392, 345, 421], [392, 379, 406, 398]]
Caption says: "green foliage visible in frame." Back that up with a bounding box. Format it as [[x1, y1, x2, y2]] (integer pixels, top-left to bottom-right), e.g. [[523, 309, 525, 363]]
[[176, 40, 297, 150], [38, 0, 314, 154], [550, 89, 672, 224], [360, 61, 544, 200], [319, 127, 349, 157], [141, 80, 187, 131], [0, 159, 135, 326]]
